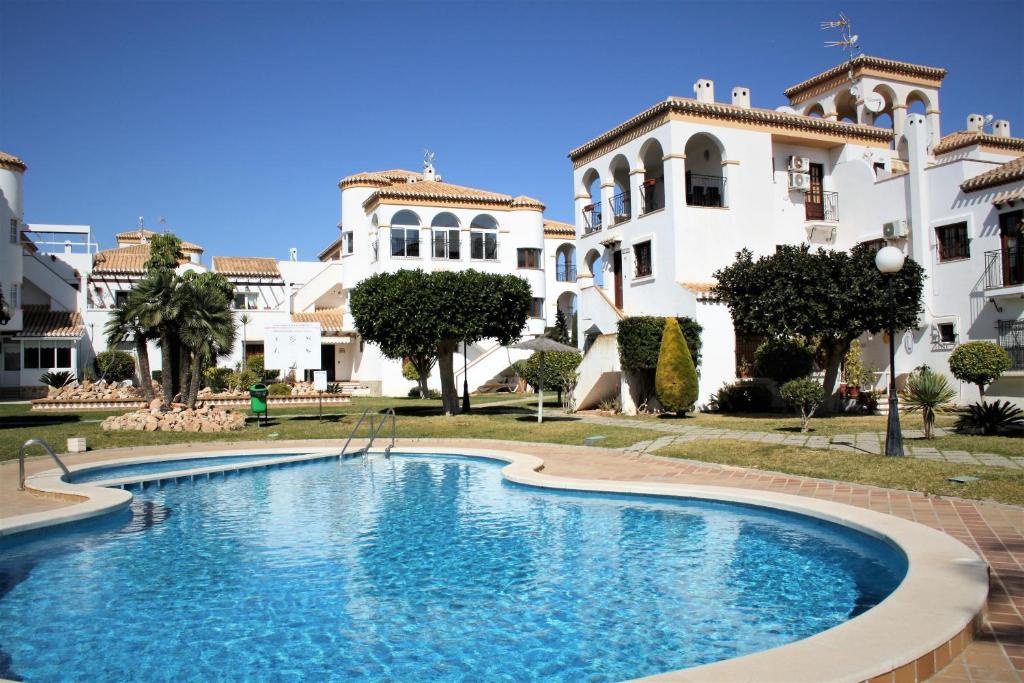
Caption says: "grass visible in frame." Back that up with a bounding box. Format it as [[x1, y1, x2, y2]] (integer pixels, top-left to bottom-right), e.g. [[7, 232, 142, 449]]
[[655, 439, 1024, 506], [0, 396, 663, 461]]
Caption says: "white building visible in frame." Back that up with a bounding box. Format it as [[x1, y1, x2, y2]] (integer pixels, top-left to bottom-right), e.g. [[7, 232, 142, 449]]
[[568, 55, 1024, 411]]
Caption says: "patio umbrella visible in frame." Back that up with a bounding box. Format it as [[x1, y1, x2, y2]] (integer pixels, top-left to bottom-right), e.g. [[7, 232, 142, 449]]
[[510, 336, 579, 423]]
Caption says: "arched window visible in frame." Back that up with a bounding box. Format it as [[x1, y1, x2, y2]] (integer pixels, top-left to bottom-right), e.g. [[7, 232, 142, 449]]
[[431, 212, 460, 260], [470, 214, 498, 260], [582, 169, 602, 233], [804, 103, 825, 118], [638, 139, 665, 214], [835, 89, 858, 123], [555, 243, 576, 282], [684, 133, 726, 207], [390, 210, 421, 258], [609, 155, 631, 224], [585, 248, 604, 287]]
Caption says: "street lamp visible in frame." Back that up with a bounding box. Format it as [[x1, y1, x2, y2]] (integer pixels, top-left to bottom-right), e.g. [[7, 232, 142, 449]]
[[875, 245, 905, 457]]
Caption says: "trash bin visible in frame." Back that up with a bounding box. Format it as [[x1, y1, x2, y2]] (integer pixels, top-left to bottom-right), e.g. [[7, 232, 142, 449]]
[[249, 383, 269, 413]]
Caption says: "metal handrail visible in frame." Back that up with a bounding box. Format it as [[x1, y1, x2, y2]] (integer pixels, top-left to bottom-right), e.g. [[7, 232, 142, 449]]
[[340, 408, 373, 456], [18, 438, 71, 491], [366, 408, 397, 457]]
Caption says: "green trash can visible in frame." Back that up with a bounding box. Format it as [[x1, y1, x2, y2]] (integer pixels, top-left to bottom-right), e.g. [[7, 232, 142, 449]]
[[249, 384, 269, 425]]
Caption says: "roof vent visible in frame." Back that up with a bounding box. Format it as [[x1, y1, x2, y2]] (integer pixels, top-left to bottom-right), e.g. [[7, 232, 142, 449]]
[[731, 86, 750, 109], [966, 114, 985, 132], [992, 120, 1011, 138], [289, 247, 298, 261], [694, 79, 715, 104]]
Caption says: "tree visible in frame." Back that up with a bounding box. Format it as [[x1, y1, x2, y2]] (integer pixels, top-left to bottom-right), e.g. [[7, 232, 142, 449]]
[[948, 341, 1012, 400], [130, 269, 181, 408], [714, 244, 923, 409], [94, 350, 136, 383], [617, 315, 702, 408], [104, 299, 155, 400], [901, 365, 956, 439], [655, 318, 698, 415], [753, 337, 814, 384], [521, 351, 581, 405], [780, 378, 825, 432], [546, 308, 570, 344], [175, 271, 237, 408], [350, 269, 532, 415]]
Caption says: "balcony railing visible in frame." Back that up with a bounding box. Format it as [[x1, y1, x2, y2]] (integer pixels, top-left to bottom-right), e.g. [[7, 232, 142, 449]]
[[556, 265, 577, 282], [583, 204, 602, 234], [640, 177, 664, 214], [997, 319, 1024, 371], [686, 172, 727, 208], [609, 191, 631, 224], [984, 247, 1024, 289], [806, 191, 839, 222]]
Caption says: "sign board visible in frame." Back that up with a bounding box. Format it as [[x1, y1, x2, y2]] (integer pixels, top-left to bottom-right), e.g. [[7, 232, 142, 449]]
[[264, 323, 322, 374], [313, 370, 328, 392]]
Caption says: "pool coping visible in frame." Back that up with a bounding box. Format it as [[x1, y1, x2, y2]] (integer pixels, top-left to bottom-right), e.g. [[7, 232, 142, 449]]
[[2, 445, 990, 683]]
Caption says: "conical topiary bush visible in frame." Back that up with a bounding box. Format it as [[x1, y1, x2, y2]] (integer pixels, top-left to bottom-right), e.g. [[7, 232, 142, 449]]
[[655, 317, 698, 415]]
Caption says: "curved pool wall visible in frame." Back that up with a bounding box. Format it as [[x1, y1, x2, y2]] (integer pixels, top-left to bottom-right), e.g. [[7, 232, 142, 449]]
[[66, 452, 316, 484], [4, 446, 989, 683]]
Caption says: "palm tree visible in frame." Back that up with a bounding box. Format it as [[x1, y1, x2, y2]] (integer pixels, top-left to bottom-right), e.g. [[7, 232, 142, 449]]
[[901, 365, 957, 439], [104, 297, 155, 401], [131, 269, 182, 409], [175, 272, 238, 408]]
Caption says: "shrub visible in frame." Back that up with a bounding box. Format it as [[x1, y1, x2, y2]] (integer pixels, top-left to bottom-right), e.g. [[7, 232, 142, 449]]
[[842, 339, 876, 389], [229, 369, 258, 392], [40, 370, 75, 388], [954, 401, 1023, 436], [203, 366, 233, 393], [598, 397, 621, 413], [753, 337, 814, 384], [900, 365, 956, 439], [95, 350, 136, 383], [949, 341, 1012, 400], [711, 381, 773, 413], [618, 316, 702, 371], [408, 387, 441, 399], [655, 318, 698, 415], [268, 382, 291, 396], [402, 360, 420, 382], [326, 383, 344, 394], [521, 352, 582, 395], [246, 353, 279, 382], [780, 378, 825, 432]]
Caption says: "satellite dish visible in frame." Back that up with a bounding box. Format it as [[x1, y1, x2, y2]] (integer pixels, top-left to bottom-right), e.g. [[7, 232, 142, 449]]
[[849, 84, 860, 99], [776, 105, 798, 115], [865, 93, 885, 113]]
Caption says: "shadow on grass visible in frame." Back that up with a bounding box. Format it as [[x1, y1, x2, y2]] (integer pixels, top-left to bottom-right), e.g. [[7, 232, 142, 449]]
[[0, 414, 83, 429], [287, 415, 345, 423], [513, 415, 581, 423]]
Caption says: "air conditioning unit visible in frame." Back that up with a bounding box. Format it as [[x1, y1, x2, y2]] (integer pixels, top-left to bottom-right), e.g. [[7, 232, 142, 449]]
[[882, 220, 909, 239], [788, 156, 810, 172], [788, 171, 811, 191]]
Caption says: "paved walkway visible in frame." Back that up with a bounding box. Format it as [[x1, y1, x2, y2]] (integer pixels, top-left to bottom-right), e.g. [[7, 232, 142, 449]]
[[2, 438, 1022, 682], [574, 414, 1024, 469]]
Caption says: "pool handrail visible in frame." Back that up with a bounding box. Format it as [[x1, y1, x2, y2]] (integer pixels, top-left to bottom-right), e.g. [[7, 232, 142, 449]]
[[18, 438, 71, 491], [341, 408, 372, 456], [366, 408, 397, 457]]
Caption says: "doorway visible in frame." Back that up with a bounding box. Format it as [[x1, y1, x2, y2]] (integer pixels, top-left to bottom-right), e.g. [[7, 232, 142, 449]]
[[805, 163, 824, 220], [613, 250, 623, 309]]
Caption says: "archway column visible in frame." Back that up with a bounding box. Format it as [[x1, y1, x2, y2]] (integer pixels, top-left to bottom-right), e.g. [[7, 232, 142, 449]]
[[629, 168, 644, 220], [926, 109, 942, 150], [892, 103, 907, 140], [574, 191, 590, 237]]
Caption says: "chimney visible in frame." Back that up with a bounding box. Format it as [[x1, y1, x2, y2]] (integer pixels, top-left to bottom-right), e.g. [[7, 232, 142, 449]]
[[694, 79, 715, 104], [966, 114, 985, 132], [289, 247, 298, 261], [731, 86, 750, 109], [993, 120, 1011, 138]]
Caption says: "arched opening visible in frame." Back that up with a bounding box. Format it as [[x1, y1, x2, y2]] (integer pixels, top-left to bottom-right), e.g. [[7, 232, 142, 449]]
[[684, 133, 726, 207], [431, 211, 460, 260], [555, 243, 576, 282], [470, 214, 498, 260], [556, 291, 579, 346], [905, 90, 930, 116], [609, 154, 631, 224], [804, 103, 826, 118], [582, 168, 602, 233], [390, 210, 420, 258], [835, 89, 858, 123], [638, 139, 664, 215], [584, 248, 604, 287]]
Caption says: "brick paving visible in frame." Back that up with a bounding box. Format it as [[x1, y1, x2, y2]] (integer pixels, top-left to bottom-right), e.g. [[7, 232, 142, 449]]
[[2, 437, 1022, 681]]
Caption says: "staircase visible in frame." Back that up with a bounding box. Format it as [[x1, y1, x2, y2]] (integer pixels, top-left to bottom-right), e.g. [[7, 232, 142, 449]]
[[572, 334, 622, 410], [291, 262, 343, 313]]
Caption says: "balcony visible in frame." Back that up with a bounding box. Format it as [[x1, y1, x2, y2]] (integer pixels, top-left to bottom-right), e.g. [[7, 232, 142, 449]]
[[997, 319, 1024, 371], [583, 204, 602, 235], [556, 265, 577, 282], [806, 191, 839, 222], [984, 247, 1024, 294], [608, 191, 631, 225], [639, 177, 664, 215], [685, 172, 726, 208]]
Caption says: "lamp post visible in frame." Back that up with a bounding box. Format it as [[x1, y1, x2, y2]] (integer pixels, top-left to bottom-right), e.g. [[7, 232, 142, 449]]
[[875, 245, 906, 457], [461, 340, 470, 414]]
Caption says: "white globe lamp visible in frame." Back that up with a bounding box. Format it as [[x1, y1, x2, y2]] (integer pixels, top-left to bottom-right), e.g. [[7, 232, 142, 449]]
[[875, 244, 906, 456], [875, 245, 905, 274]]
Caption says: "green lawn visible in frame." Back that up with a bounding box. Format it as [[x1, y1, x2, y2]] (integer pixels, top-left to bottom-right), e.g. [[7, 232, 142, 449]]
[[655, 439, 1024, 506], [1, 396, 663, 461]]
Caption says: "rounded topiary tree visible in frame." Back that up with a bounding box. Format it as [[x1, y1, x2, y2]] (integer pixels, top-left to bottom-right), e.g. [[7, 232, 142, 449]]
[[753, 337, 814, 384], [779, 378, 825, 433], [948, 341, 1012, 400], [522, 351, 581, 405], [95, 350, 136, 383], [655, 317, 698, 415]]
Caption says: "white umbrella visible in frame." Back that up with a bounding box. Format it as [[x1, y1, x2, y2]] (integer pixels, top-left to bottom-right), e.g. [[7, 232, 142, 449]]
[[510, 336, 579, 423]]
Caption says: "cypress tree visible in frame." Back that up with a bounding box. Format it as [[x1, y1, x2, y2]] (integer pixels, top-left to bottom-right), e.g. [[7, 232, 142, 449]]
[[655, 317, 698, 415]]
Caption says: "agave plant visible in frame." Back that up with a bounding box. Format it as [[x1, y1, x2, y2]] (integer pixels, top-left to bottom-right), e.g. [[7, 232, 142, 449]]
[[900, 365, 956, 439], [954, 401, 1024, 436], [39, 370, 76, 389]]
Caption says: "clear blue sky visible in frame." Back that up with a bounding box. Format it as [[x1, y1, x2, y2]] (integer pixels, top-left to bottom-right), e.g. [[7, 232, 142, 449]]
[[2, 0, 1021, 262]]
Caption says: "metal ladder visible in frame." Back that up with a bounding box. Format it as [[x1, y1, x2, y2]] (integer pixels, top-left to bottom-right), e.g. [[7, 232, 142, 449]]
[[340, 408, 397, 458], [18, 438, 72, 491]]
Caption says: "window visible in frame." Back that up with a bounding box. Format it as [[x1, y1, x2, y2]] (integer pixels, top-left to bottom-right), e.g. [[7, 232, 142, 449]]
[[530, 297, 544, 318], [114, 290, 130, 307], [22, 343, 71, 370], [56, 346, 71, 368], [432, 230, 459, 260], [937, 322, 956, 345], [24, 346, 39, 369], [342, 231, 354, 255], [634, 241, 652, 278], [517, 248, 541, 269], [997, 319, 1024, 371], [10, 284, 17, 308], [391, 228, 420, 258], [233, 292, 258, 310], [470, 214, 498, 260], [935, 222, 970, 261], [9, 218, 17, 244], [2, 340, 20, 371]]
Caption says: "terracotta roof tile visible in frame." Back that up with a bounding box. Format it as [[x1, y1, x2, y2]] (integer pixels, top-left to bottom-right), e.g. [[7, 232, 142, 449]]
[[511, 195, 546, 210], [366, 179, 514, 207], [17, 306, 83, 338], [212, 256, 281, 277], [291, 308, 345, 333], [543, 220, 575, 238], [934, 131, 1024, 157], [0, 151, 27, 172], [960, 156, 1024, 193], [115, 228, 203, 253], [92, 243, 195, 274], [338, 169, 422, 188], [783, 55, 947, 99], [991, 188, 1024, 206], [679, 281, 718, 297]]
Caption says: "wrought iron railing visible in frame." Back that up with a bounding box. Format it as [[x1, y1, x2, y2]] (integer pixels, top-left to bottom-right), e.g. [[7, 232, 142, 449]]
[[639, 177, 664, 214], [997, 319, 1024, 371], [806, 190, 839, 222], [583, 204, 602, 234], [609, 191, 631, 224], [984, 247, 1024, 289], [686, 172, 726, 208], [556, 265, 577, 282]]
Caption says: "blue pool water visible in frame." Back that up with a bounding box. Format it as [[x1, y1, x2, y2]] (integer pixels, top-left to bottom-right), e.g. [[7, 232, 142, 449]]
[[0, 454, 906, 682], [68, 453, 311, 484]]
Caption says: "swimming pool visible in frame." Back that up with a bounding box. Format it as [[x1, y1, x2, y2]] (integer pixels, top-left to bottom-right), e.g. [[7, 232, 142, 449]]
[[0, 452, 907, 681], [67, 452, 313, 484]]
